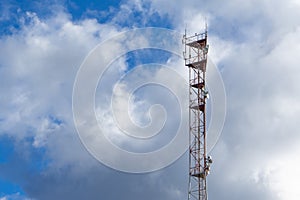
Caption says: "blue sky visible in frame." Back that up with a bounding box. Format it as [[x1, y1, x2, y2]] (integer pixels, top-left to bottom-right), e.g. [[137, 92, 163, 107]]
[[1, 0, 300, 200]]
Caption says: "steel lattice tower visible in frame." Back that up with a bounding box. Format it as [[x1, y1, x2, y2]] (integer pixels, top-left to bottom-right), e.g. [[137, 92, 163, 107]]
[[183, 30, 212, 200]]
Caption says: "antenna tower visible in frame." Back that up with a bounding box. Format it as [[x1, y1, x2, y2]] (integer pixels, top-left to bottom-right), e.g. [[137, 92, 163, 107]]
[[183, 29, 212, 200]]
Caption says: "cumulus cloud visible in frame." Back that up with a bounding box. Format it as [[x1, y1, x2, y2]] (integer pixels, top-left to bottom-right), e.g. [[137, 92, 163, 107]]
[[0, 3, 188, 200], [137, 0, 300, 199], [0, 7, 127, 199], [0, 193, 31, 200], [1, 0, 300, 199]]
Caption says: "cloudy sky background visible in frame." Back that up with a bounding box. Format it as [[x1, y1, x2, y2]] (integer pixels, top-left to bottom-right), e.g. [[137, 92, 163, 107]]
[[1, 0, 300, 199]]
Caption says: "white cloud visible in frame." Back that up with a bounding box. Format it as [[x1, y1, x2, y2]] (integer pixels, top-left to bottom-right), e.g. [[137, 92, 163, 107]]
[[266, 145, 300, 200], [0, 8, 123, 173], [138, 0, 300, 199], [0, 193, 32, 200], [1, 0, 300, 199], [0, 4, 189, 199]]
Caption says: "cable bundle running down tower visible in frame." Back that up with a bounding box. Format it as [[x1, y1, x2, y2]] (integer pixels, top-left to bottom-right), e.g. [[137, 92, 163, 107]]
[[183, 30, 212, 200]]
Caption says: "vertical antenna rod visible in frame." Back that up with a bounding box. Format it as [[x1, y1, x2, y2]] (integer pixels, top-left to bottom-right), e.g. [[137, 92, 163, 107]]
[[183, 29, 211, 200]]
